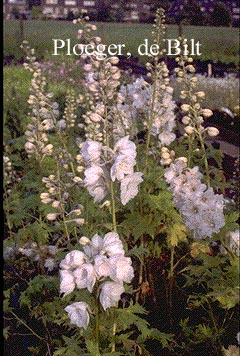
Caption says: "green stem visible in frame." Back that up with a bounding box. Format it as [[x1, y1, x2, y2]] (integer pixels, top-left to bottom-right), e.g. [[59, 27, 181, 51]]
[[3, 189, 14, 238], [56, 160, 70, 242], [187, 134, 193, 168], [111, 315, 117, 353], [95, 292, 100, 355], [110, 181, 117, 232], [206, 298, 222, 352], [168, 245, 175, 329], [136, 235, 144, 304], [110, 181, 117, 353], [10, 311, 43, 341], [198, 132, 211, 188]]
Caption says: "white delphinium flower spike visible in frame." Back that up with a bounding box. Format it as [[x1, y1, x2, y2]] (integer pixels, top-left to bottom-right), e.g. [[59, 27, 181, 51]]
[[164, 159, 225, 239]]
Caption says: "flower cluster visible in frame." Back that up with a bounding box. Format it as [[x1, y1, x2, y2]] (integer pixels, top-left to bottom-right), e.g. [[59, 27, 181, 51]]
[[81, 135, 143, 205], [23, 44, 59, 161], [41, 174, 84, 226], [59, 89, 77, 130], [111, 136, 143, 205], [115, 72, 176, 147], [4, 242, 57, 271], [160, 146, 176, 166], [164, 158, 225, 239], [171, 73, 239, 113], [3, 153, 19, 189], [81, 140, 109, 202], [60, 232, 134, 329], [174, 44, 220, 141]]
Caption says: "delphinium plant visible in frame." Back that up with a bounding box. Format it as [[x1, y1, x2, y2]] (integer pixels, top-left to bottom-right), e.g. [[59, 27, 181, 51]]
[[3, 8, 239, 356]]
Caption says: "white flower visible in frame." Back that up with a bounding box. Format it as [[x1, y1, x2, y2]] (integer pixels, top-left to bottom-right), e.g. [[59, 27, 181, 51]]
[[74, 263, 96, 292], [158, 132, 176, 146], [102, 232, 125, 256], [44, 258, 55, 271], [88, 184, 109, 203], [120, 172, 143, 205], [84, 165, 104, 186], [65, 302, 90, 329], [114, 136, 137, 159], [60, 270, 75, 296], [83, 165, 109, 202], [81, 140, 102, 164], [94, 255, 111, 278], [57, 119, 66, 130], [110, 155, 136, 182], [83, 234, 104, 258], [109, 255, 134, 283], [48, 245, 57, 255], [100, 281, 125, 310], [60, 250, 87, 270]]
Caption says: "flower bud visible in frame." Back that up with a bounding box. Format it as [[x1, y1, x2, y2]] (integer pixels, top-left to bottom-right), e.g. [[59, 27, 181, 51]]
[[202, 109, 213, 118], [52, 200, 60, 208], [182, 116, 191, 125], [184, 126, 194, 135], [73, 176, 82, 183], [79, 236, 91, 246], [46, 213, 58, 221], [162, 152, 170, 159], [89, 113, 102, 122], [25, 142, 35, 153], [195, 91, 205, 98], [40, 192, 50, 200], [84, 64, 92, 72], [109, 56, 119, 65], [181, 104, 191, 113], [207, 127, 219, 137]]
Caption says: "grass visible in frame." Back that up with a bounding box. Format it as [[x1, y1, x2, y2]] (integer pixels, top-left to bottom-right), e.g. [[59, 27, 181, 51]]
[[4, 20, 239, 65]]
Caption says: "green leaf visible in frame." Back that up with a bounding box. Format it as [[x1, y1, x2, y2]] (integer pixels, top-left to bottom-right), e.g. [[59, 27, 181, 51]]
[[85, 340, 101, 356], [3, 326, 10, 340], [126, 245, 149, 261], [167, 223, 187, 246]]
